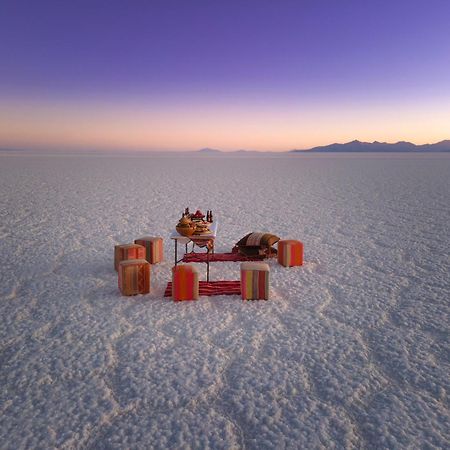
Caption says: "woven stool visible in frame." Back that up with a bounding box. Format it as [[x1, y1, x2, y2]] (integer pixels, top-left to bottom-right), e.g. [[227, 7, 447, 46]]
[[240, 262, 270, 300], [134, 236, 164, 264], [172, 264, 199, 301], [278, 240, 303, 267], [114, 244, 146, 271], [118, 259, 151, 296]]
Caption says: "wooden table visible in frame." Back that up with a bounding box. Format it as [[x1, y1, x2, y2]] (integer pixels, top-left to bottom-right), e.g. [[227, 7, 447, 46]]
[[170, 221, 218, 281]]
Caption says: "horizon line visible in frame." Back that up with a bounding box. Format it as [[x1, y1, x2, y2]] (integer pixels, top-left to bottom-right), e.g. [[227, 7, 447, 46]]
[[1, 138, 449, 154]]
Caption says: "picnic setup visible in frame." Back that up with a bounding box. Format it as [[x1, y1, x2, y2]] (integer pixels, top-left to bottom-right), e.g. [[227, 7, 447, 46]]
[[115, 208, 304, 301]]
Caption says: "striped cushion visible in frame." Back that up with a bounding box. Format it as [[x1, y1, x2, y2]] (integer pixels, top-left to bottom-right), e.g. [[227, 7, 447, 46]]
[[237, 233, 280, 247], [278, 240, 303, 267], [114, 244, 146, 271], [172, 264, 199, 301], [134, 236, 163, 264], [240, 262, 270, 300], [118, 259, 151, 296], [235, 232, 280, 257]]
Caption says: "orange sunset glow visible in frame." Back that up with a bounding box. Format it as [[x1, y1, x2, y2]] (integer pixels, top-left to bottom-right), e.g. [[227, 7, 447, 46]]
[[1, 94, 449, 151]]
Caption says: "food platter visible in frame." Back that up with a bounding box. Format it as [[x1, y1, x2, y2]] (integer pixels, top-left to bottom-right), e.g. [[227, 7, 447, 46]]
[[193, 230, 212, 235], [193, 222, 211, 235], [175, 208, 215, 237]]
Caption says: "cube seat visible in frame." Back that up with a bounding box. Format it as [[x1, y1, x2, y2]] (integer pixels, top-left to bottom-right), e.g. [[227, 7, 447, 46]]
[[240, 262, 270, 300], [172, 264, 199, 301], [114, 244, 146, 271], [277, 240, 303, 267], [134, 236, 163, 264], [118, 259, 151, 296]]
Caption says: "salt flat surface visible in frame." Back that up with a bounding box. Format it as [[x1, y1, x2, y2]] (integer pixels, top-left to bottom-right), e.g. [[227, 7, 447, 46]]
[[0, 153, 449, 449]]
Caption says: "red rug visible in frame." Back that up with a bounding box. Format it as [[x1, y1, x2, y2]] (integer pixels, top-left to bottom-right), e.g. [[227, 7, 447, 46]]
[[182, 252, 265, 263], [164, 280, 241, 297]]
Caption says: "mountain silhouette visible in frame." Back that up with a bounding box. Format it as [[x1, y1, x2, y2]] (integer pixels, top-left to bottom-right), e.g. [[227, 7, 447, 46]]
[[291, 140, 450, 153], [197, 147, 222, 153]]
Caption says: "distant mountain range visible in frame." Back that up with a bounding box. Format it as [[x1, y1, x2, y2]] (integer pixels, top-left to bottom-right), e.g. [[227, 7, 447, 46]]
[[291, 139, 450, 153], [197, 147, 222, 154], [196, 140, 450, 153], [2, 140, 450, 155]]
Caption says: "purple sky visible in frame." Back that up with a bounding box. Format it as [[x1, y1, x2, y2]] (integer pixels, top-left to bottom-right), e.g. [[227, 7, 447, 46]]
[[1, 0, 450, 150]]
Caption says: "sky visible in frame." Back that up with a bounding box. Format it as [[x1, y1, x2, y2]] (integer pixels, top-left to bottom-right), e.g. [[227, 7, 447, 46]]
[[1, 0, 450, 152]]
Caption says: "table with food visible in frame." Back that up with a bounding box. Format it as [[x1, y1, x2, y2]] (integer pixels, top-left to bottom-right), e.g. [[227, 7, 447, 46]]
[[170, 208, 218, 281]]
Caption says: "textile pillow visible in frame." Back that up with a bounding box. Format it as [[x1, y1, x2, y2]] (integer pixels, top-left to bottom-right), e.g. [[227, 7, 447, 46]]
[[236, 232, 280, 248]]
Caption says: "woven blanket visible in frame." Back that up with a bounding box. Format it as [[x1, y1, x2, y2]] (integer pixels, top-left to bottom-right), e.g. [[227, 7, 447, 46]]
[[182, 252, 265, 263], [236, 232, 280, 248], [164, 280, 241, 297]]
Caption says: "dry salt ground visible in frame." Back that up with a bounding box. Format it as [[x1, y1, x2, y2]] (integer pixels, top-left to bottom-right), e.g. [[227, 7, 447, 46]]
[[0, 152, 449, 449]]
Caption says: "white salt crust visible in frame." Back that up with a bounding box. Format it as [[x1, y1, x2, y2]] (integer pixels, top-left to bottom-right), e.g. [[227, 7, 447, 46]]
[[0, 153, 449, 449]]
